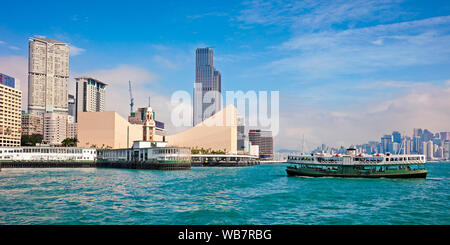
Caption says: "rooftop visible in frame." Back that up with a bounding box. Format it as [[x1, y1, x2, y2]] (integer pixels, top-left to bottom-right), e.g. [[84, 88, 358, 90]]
[[75, 76, 108, 85], [29, 36, 68, 46]]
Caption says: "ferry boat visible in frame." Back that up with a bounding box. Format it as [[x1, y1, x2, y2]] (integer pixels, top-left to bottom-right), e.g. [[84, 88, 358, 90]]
[[97, 141, 191, 170], [287, 148, 427, 178]]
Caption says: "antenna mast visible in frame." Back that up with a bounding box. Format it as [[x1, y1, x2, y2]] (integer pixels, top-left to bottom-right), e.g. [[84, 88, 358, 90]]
[[302, 134, 305, 154], [128, 81, 134, 114]]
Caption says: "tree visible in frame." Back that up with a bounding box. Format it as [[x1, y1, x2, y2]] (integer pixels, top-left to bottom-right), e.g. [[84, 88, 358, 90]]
[[21, 134, 43, 146], [61, 138, 78, 147]]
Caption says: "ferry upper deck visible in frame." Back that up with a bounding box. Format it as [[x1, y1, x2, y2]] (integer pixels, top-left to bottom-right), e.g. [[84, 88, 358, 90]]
[[288, 151, 426, 166]]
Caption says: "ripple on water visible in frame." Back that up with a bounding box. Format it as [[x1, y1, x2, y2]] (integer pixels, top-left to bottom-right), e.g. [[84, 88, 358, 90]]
[[0, 163, 449, 224]]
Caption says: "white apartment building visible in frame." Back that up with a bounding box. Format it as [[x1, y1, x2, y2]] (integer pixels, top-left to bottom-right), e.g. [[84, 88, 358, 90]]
[[43, 112, 67, 146], [75, 77, 107, 122], [28, 37, 69, 115], [66, 115, 77, 139]]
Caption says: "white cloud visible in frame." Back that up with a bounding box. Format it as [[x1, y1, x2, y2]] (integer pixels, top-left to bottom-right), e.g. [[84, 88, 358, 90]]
[[371, 39, 384, 45], [267, 16, 450, 78], [237, 0, 401, 30], [355, 80, 430, 89], [8, 46, 20, 50], [153, 55, 178, 69], [0, 41, 5, 45], [275, 84, 450, 150], [70, 45, 86, 56]]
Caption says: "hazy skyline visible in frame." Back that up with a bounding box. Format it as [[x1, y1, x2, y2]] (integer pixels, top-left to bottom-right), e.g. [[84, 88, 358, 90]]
[[0, 0, 449, 150]]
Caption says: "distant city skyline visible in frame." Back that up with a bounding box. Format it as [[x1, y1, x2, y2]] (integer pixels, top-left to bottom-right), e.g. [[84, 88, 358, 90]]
[[305, 128, 450, 161], [1, 0, 450, 150]]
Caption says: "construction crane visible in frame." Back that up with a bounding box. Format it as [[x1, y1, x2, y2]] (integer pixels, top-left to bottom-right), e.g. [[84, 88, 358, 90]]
[[128, 80, 134, 115]]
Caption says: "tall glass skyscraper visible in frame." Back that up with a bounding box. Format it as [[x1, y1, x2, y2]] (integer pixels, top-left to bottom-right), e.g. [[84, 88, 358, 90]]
[[193, 47, 221, 126]]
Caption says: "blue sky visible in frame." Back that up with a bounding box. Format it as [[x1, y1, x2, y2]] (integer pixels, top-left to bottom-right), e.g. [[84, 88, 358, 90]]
[[1, 0, 450, 150]]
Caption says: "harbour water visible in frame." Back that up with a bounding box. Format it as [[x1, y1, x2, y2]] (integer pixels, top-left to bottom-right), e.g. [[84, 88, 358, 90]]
[[0, 163, 449, 225]]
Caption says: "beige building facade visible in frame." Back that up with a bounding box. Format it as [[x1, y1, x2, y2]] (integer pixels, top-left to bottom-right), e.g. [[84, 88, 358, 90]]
[[43, 112, 67, 145], [28, 37, 69, 115], [0, 84, 22, 147], [21, 113, 44, 136], [167, 105, 238, 154], [77, 111, 143, 149]]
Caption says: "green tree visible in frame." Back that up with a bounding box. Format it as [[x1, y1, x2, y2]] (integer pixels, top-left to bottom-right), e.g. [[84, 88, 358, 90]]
[[21, 134, 43, 146], [61, 138, 78, 147]]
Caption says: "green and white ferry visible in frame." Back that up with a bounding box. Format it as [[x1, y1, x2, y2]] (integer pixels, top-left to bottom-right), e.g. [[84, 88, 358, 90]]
[[287, 148, 427, 178]]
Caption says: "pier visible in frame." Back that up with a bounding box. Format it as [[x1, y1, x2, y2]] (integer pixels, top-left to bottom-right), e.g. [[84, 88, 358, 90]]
[[191, 154, 260, 167], [0, 161, 96, 168], [96, 160, 190, 170]]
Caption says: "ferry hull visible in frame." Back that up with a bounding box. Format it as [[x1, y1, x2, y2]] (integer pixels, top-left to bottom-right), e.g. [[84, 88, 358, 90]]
[[286, 166, 428, 179]]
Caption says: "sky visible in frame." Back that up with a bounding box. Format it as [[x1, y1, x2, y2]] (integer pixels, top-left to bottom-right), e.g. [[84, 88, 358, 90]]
[[0, 0, 450, 151]]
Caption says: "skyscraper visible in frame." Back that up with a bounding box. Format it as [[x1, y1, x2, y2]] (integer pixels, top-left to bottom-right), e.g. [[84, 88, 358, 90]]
[[75, 77, 107, 122], [249, 129, 274, 160], [392, 131, 401, 144], [237, 116, 247, 151], [425, 140, 434, 161], [381, 135, 393, 153], [68, 94, 75, 116], [444, 141, 450, 160], [193, 47, 221, 126], [28, 37, 69, 115]]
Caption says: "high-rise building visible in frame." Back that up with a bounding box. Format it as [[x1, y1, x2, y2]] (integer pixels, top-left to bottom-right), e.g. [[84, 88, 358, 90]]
[[193, 47, 221, 126], [66, 115, 77, 139], [413, 128, 422, 138], [0, 83, 22, 146], [75, 77, 107, 122], [392, 131, 401, 144], [28, 37, 69, 115], [249, 129, 273, 160], [68, 94, 75, 116], [422, 129, 433, 142], [412, 136, 421, 153], [425, 140, 434, 161], [21, 113, 43, 136], [237, 116, 247, 152], [0, 73, 15, 88], [444, 141, 450, 160], [440, 132, 450, 142], [381, 135, 393, 153], [43, 112, 67, 145]]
